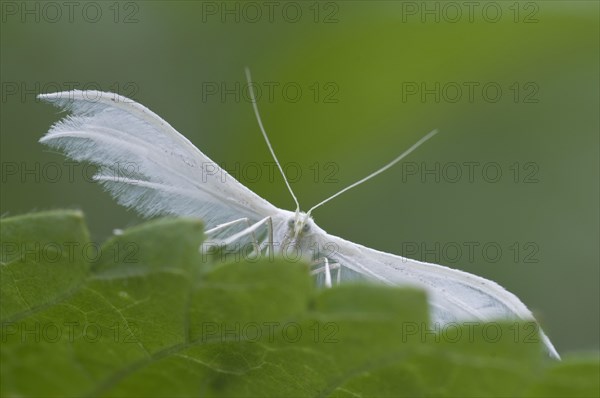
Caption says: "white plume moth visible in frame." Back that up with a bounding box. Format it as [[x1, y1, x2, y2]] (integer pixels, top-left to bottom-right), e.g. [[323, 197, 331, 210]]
[[38, 68, 559, 359]]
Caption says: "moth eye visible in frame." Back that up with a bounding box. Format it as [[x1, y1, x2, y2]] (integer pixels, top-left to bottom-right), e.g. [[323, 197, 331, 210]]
[[303, 223, 310, 232], [288, 219, 295, 228]]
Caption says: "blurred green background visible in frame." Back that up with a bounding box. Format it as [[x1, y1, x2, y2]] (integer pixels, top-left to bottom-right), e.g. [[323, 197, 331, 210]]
[[1, 1, 598, 354]]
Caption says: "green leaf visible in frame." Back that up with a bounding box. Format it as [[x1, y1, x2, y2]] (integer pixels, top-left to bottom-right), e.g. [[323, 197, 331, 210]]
[[1, 210, 90, 322], [526, 356, 600, 398], [1, 212, 598, 397]]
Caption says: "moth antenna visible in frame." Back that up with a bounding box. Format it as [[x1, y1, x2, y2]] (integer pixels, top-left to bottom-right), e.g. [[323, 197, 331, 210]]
[[245, 67, 300, 212], [307, 129, 439, 215]]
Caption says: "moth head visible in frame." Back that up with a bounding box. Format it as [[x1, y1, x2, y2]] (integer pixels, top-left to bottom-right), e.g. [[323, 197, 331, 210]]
[[288, 211, 311, 239]]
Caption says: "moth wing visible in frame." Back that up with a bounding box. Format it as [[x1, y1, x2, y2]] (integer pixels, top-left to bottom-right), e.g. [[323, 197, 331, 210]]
[[39, 90, 278, 228], [318, 232, 560, 358]]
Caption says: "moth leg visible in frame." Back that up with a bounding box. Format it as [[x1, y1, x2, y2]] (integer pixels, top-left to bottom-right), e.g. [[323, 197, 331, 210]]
[[207, 216, 272, 258], [205, 218, 250, 235], [206, 217, 259, 248], [247, 217, 276, 257], [324, 258, 332, 287], [310, 258, 341, 288], [205, 217, 260, 255], [265, 216, 274, 257]]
